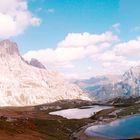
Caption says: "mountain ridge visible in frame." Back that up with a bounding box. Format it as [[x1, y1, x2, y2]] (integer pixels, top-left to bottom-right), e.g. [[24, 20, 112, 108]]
[[75, 67, 140, 100], [0, 40, 90, 106]]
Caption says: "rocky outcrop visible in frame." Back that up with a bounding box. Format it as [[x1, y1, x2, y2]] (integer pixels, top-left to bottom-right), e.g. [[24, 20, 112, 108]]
[[75, 66, 140, 100], [30, 58, 46, 69], [0, 40, 90, 106]]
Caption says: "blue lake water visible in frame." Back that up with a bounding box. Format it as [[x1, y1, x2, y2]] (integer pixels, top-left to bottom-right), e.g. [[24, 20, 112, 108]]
[[85, 115, 140, 139]]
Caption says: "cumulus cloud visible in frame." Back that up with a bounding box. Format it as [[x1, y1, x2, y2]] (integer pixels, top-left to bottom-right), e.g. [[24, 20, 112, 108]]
[[98, 51, 125, 62], [0, 0, 41, 38], [96, 36, 140, 74], [24, 47, 86, 63], [114, 37, 140, 57], [23, 31, 118, 69], [23, 29, 140, 78], [24, 46, 95, 70], [58, 31, 118, 48], [102, 59, 140, 74]]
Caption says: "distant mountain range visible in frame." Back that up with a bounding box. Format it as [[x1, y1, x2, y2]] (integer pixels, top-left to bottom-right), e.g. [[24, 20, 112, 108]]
[[0, 40, 89, 106], [74, 66, 140, 100]]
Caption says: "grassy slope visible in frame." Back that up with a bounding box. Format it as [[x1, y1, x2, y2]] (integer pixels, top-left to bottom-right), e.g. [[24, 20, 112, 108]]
[[0, 100, 94, 140], [0, 98, 140, 140]]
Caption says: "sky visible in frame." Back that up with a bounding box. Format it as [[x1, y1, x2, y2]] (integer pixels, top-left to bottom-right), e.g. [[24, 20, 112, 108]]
[[0, 0, 140, 79]]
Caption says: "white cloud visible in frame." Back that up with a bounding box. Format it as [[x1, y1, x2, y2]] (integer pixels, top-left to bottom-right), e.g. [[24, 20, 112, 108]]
[[111, 23, 120, 32], [58, 31, 118, 48], [102, 59, 140, 74], [0, 0, 41, 38], [98, 51, 125, 62], [96, 36, 140, 74], [87, 66, 93, 71], [114, 37, 140, 57], [23, 30, 140, 78], [24, 31, 118, 69], [24, 46, 92, 70]]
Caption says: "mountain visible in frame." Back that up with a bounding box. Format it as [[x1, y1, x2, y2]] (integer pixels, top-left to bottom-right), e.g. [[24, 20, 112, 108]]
[[75, 68, 140, 100], [0, 40, 90, 106], [30, 58, 46, 69], [74, 75, 120, 99], [121, 66, 140, 96]]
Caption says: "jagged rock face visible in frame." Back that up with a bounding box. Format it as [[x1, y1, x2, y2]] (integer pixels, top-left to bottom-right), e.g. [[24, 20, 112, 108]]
[[74, 75, 121, 100], [75, 67, 140, 100], [0, 40, 90, 106], [30, 58, 46, 69], [0, 40, 19, 56], [121, 66, 140, 96]]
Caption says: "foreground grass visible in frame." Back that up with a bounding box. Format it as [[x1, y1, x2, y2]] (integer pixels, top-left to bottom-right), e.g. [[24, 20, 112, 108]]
[[0, 98, 139, 140], [34, 118, 93, 140], [0, 100, 94, 140]]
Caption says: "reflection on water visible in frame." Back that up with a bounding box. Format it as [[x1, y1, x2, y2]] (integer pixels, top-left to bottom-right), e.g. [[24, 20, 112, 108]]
[[49, 105, 111, 119], [85, 115, 140, 139]]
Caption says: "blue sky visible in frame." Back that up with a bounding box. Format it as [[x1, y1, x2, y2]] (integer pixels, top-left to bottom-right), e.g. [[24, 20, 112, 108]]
[[1, 0, 140, 79], [13, 0, 140, 53]]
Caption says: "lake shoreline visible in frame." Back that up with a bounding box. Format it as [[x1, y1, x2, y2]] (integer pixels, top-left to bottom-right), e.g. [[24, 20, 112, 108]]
[[72, 114, 140, 140], [71, 118, 115, 140]]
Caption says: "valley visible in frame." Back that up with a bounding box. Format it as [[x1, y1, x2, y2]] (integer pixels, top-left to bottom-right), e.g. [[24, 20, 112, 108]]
[[0, 98, 139, 140], [0, 0, 140, 139], [0, 100, 94, 140], [0, 40, 140, 140]]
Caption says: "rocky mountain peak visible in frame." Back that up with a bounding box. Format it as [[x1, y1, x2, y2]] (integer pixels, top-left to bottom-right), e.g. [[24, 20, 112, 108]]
[[30, 58, 46, 69], [123, 66, 140, 81], [0, 40, 20, 56], [0, 40, 89, 106]]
